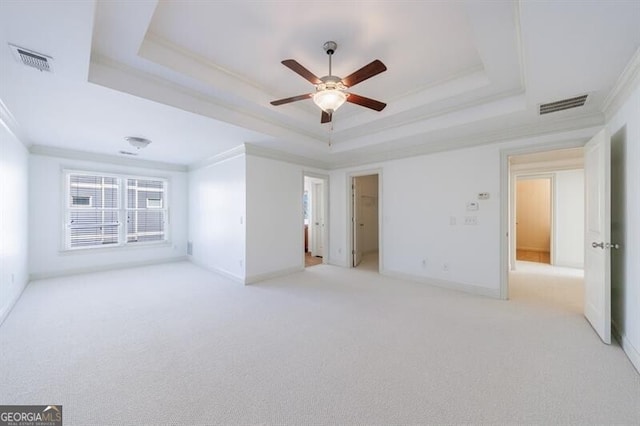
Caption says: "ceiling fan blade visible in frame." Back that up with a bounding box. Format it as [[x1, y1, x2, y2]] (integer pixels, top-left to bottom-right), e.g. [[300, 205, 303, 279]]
[[270, 93, 313, 106], [341, 60, 387, 88], [321, 111, 332, 124], [281, 60, 322, 84], [346, 93, 387, 111]]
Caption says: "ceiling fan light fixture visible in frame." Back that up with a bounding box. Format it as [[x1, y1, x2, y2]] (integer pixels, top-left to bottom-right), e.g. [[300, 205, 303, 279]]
[[313, 89, 347, 113]]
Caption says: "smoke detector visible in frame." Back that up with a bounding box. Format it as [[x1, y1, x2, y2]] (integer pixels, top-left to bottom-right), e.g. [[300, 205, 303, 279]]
[[125, 136, 151, 150], [9, 44, 53, 72]]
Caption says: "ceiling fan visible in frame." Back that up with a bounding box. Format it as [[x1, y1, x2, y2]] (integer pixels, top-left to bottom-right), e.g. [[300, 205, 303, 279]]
[[271, 41, 387, 124]]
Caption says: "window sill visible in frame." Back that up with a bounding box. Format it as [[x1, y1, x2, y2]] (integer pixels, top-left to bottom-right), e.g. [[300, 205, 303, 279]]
[[59, 241, 172, 255]]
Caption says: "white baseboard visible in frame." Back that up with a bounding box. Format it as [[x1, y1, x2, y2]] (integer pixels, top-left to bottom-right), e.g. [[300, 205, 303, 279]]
[[612, 323, 640, 375], [188, 257, 245, 284], [0, 279, 29, 326], [554, 260, 584, 269], [245, 265, 303, 285], [381, 269, 500, 299], [328, 257, 349, 268], [29, 256, 188, 281]]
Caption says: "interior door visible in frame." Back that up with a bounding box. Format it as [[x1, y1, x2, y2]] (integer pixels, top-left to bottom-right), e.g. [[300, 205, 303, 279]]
[[311, 181, 324, 257], [352, 178, 363, 267], [584, 128, 611, 344]]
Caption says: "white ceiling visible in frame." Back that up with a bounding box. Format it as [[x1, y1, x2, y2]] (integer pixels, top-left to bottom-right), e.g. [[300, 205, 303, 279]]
[[1, 1, 639, 168]]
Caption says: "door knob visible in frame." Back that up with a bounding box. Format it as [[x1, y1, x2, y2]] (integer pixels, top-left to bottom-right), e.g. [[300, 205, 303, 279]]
[[592, 242, 604, 249]]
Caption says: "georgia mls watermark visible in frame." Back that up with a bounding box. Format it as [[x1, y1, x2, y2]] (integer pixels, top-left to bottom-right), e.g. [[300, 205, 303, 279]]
[[0, 405, 62, 426]]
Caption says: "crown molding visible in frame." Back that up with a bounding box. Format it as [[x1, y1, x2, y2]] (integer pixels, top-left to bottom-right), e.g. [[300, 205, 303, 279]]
[[602, 46, 640, 120], [244, 143, 330, 170], [29, 145, 187, 172], [187, 143, 330, 171], [89, 55, 328, 146], [187, 145, 246, 171], [329, 114, 603, 170], [0, 98, 30, 148]]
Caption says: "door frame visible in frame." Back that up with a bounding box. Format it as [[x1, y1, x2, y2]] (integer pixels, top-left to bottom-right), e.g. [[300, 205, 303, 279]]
[[303, 171, 329, 266], [347, 169, 383, 271], [500, 139, 587, 299]]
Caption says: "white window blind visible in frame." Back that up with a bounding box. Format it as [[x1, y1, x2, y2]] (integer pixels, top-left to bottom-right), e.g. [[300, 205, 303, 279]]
[[65, 171, 168, 250], [126, 178, 166, 243]]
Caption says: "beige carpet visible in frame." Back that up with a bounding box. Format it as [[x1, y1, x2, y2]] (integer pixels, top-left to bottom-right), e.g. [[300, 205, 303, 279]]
[[1, 261, 638, 425]]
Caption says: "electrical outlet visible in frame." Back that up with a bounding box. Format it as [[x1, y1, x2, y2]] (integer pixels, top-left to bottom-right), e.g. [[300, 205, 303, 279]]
[[450, 216, 456, 225], [464, 216, 478, 225], [422, 258, 428, 268], [442, 263, 449, 272]]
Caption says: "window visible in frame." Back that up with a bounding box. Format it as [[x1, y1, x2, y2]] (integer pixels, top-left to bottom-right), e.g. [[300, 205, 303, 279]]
[[65, 171, 168, 250]]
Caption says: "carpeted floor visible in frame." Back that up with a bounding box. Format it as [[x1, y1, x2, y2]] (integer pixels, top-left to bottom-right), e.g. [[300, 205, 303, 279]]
[[1, 261, 638, 425]]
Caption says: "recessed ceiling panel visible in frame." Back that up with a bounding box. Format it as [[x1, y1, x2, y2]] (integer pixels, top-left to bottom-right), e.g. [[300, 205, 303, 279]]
[[147, 1, 483, 102]]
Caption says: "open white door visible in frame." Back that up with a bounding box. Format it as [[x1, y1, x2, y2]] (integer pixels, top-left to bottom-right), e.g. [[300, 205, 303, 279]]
[[584, 128, 611, 344], [311, 181, 324, 257], [352, 178, 363, 267]]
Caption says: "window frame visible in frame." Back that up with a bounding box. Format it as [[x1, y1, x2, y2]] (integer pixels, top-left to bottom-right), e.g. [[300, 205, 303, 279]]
[[62, 169, 170, 252]]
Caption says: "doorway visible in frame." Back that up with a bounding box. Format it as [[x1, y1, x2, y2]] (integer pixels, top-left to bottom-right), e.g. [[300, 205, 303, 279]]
[[504, 147, 585, 310], [351, 174, 379, 271], [515, 176, 552, 264], [303, 175, 327, 268]]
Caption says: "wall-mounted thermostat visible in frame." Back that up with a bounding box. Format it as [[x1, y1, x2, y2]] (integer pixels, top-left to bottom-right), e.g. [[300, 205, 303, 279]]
[[478, 192, 490, 200], [466, 201, 479, 211]]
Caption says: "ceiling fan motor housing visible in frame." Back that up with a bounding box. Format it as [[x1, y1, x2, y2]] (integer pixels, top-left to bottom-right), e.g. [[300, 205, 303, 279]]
[[323, 41, 337, 55]]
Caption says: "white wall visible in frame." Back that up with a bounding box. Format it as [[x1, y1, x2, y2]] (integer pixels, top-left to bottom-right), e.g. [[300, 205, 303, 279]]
[[0, 121, 29, 323], [245, 155, 304, 282], [554, 169, 584, 268], [331, 145, 501, 296], [29, 154, 188, 278], [188, 154, 246, 282], [606, 83, 640, 372]]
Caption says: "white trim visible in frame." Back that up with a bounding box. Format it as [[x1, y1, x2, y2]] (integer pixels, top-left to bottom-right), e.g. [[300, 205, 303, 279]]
[[189, 143, 331, 172], [381, 270, 500, 299], [0, 98, 29, 147], [188, 145, 246, 171], [612, 323, 640, 375], [500, 138, 588, 299], [188, 257, 245, 285], [329, 113, 604, 170], [29, 256, 187, 281], [245, 144, 330, 170], [603, 47, 640, 121], [30, 145, 187, 172], [510, 157, 583, 173], [0, 279, 29, 326], [245, 266, 304, 285]]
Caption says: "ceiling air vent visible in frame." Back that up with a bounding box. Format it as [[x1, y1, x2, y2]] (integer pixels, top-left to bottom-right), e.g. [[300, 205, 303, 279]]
[[9, 44, 53, 72], [539, 94, 588, 115]]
